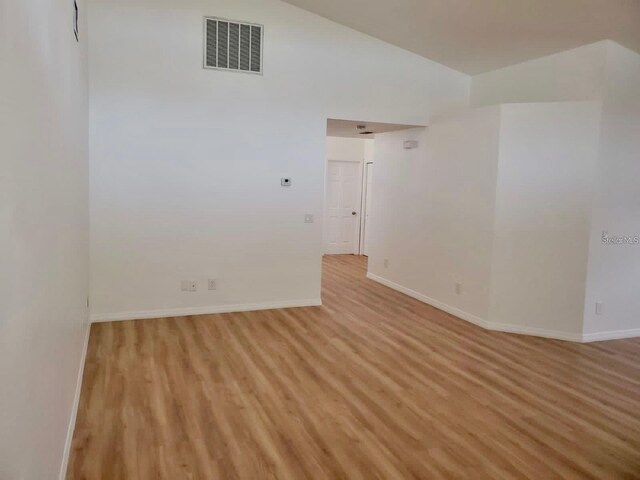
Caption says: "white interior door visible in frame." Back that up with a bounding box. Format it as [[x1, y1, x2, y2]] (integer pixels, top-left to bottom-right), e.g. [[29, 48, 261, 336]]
[[363, 163, 374, 256], [325, 160, 362, 254]]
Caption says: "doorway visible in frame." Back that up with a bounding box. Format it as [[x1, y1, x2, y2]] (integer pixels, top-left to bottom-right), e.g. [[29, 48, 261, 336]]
[[325, 160, 362, 255], [324, 119, 421, 259]]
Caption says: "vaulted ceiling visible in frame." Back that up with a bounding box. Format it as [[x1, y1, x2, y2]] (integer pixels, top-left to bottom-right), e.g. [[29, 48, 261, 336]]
[[282, 0, 640, 74]]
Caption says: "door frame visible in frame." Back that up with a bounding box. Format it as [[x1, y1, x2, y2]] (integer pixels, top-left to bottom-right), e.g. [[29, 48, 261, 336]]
[[324, 159, 364, 255], [359, 161, 373, 255]]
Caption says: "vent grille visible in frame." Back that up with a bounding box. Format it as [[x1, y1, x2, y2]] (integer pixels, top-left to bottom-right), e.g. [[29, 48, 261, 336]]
[[204, 17, 263, 74]]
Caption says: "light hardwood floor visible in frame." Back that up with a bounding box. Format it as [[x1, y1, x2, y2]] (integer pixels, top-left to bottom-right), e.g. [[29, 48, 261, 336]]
[[68, 255, 640, 479]]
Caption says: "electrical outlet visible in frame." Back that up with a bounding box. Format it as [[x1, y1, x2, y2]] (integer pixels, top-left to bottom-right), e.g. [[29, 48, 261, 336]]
[[383, 258, 389, 268], [455, 283, 463, 295], [208, 279, 217, 290], [595, 302, 604, 315], [181, 280, 197, 292]]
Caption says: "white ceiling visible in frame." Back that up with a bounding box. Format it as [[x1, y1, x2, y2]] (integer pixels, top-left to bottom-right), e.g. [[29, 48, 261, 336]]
[[282, 0, 640, 74], [327, 119, 423, 138]]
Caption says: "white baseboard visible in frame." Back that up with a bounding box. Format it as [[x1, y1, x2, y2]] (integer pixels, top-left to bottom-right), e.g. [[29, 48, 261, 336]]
[[90, 298, 323, 323], [488, 322, 583, 342], [581, 328, 640, 343], [366, 272, 596, 343], [366, 272, 490, 329], [59, 323, 91, 480]]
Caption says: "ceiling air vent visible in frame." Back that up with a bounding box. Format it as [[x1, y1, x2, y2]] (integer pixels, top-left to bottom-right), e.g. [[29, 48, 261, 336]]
[[204, 17, 263, 74]]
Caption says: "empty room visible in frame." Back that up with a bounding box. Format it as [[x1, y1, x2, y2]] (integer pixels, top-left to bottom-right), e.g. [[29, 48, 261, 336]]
[[2, 0, 640, 479]]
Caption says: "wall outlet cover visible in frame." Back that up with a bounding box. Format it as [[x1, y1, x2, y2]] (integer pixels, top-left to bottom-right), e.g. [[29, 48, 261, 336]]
[[181, 280, 197, 292]]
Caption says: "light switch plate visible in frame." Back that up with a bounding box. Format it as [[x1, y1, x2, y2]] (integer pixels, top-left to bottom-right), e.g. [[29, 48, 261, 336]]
[[595, 301, 604, 315]]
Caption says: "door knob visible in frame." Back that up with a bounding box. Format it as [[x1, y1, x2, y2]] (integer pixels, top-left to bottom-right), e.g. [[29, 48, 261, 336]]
[[352, 211, 357, 216]]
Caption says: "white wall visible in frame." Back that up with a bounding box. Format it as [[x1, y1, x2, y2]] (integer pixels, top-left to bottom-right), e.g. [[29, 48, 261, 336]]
[[468, 40, 640, 340], [489, 102, 601, 336], [0, 0, 89, 478], [369, 102, 603, 340], [88, 0, 470, 320], [368, 106, 501, 323], [471, 41, 607, 107], [326, 137, 368, 162], [583, 43, 640, 338]]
